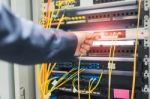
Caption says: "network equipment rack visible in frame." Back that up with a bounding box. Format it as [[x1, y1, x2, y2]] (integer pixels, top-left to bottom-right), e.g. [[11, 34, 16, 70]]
[[37, 0, 150, 99]]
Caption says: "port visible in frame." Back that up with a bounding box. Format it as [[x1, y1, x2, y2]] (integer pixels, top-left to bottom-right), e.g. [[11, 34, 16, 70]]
[[93, 0, 124, 4]]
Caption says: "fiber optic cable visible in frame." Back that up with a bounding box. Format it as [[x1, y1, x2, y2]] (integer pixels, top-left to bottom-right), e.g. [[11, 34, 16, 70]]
[[54, 68, 76, 84], [72, 78, 77, 91], [56, 14, 65, 29], [90, 70, 103, 92], [48, 4, 55, 28], [47, 63, 57, 79], [131, 0, 141, 99], [52, 69, 85, 91], [78, 55, 82, 99], [108, 33, 118, 99], [41, 0, 46, 27], [56, 0, 71, 30], [55, 1, 63, 17], [46, 69, 84, 97], [54, 72, 80, 90], [46, 68, 76, 94], [88, 78, 96, 99]]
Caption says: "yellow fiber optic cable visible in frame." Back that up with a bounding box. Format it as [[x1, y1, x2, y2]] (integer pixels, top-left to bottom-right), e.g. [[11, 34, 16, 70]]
[[54, 72, 79, 90], [46, 68, 76, 94], [41, 0, 46, 26], [56, 0, 73, 29], [47, 63, 57, 78], [88, 80, 92, 99], [91, 72, 103, 92], [53, 69, 85, 91], [56, 68, 76, 83], [56, 1, 62, 17], [56, 14, 65, 29], [78, 55, 82, 99], [46, 69, 84, 97], [107, 33, 115, 99], [72, 78, 77, 90], [36, 64, 42, 89], [88, 78, 95, 99], [131, 0, 141, 99], [108, 33, 117, 99], [48, 5, 55, 28]]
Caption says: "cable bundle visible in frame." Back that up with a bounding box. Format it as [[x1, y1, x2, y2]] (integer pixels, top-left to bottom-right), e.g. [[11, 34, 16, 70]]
[[36, 0, 78, 99]]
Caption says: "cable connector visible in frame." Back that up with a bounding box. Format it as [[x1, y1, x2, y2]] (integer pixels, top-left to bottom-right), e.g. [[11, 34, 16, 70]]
[[73, 87, 77, 93]]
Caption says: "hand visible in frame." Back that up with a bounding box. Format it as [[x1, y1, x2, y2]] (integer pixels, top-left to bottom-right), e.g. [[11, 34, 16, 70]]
[[73, 32, 100, 56]]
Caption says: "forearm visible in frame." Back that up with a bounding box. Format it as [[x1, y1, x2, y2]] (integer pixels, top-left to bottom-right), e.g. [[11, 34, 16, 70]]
[[0, 3, 77, 65]]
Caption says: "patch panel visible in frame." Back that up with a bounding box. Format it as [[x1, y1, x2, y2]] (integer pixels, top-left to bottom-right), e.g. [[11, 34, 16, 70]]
[[80, 63, 100, 69], [52, 7, 139, 26], [55, 59, 146, 73], [55, 88, 148, 99], [55, 62, 73, 68], [88, 43, 149, 58], [51, 73, 144, 89]]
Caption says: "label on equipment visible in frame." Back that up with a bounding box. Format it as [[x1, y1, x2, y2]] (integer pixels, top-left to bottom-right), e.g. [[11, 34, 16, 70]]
[[114, 89, 129, 99]]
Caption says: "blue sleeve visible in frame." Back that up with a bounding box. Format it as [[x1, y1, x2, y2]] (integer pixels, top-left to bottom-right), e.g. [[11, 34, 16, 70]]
[[0, 3, 77, 65]]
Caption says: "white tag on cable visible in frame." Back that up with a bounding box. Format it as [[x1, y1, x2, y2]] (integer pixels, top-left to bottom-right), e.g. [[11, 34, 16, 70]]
[[73, 87, 77, 93], [108, 63, 116, 69], [52, 80, 58, 86]]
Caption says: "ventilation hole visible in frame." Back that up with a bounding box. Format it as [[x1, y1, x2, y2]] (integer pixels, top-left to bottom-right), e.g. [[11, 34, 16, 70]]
[[107, 50, 109, 52], [122, 13, 125, 16], [107, 14, 110, 17], [103, 15, 106, 18], [97, 50, 99, 53], [130, 12, 134, 15], [139, 41, 142, 45], [130, 50, 134, 53], [126, 50, 129, 53], [117, 13, 120, 16], [135, 11, 138, 15], [92, 16, 95, 18], [113, 13, 116, 17]]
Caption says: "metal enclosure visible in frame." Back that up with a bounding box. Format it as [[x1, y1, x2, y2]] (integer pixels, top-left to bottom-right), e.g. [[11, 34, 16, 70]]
[[0, 0, 36, 99], [10, 0, 36, 98]]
